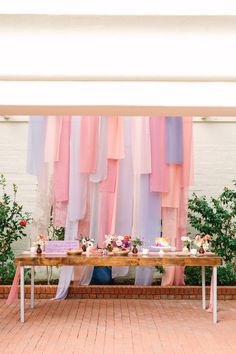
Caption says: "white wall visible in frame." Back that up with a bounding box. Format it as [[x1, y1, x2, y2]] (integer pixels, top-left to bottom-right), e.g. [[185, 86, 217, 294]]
[[190, 119, 236, 199], [0, 119, 37, 254], [1, 118, 236, 255]]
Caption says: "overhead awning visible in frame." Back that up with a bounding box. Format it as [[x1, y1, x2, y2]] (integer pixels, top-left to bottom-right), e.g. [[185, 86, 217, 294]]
[[1, 9, 236, 115]]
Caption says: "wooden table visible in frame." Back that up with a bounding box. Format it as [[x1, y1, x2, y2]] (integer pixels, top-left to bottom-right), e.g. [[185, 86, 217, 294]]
[[15, 252, 222, 323]]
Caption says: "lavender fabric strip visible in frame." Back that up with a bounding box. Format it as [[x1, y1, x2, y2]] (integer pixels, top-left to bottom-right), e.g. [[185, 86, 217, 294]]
[[112, 117, 133, 279], [27, 116, 46, 176], [166, 117, 183, 164], [139, 174, 161, 243], [115, 117, 133, 235], [135, 174, 161, 286]]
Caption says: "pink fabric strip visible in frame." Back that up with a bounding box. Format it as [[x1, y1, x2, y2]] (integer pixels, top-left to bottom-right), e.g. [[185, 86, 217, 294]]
[[97, 192, 116, 248], [53, 117, 71, 202], [207, 273, 214, 312], [177, 188, 188, 249], [110, 163, 120, 235], [99, 159, 118, 193], [150, 117, 169, 192], [79, 116, 99, 173], [53, 201, 68, 228], [97, 160, 118, 247], [107, 116, 125, 159], [161, 208, 185, 287], [182, 116, 194, 187], [53, 117, 71, 227], [6, 265, 20, 305], [78, 182, 90, 236]]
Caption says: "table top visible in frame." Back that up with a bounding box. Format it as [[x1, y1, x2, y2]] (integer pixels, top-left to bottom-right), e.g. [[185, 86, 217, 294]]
[[15, 252, 223, 267]]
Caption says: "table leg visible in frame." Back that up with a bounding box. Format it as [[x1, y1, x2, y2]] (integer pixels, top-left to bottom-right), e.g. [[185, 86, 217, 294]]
[[20, 266, 25, 323], [201, 266, 206, 310], [31, 266, 35, 309], [213, 266, 218, 324]]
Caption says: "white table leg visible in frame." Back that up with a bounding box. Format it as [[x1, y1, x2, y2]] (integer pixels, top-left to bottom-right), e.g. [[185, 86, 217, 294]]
[[213, 266, 218, 324], [31, 266, 35, 309], [201, 266, 206, 310], [20, 266, 25, 323]]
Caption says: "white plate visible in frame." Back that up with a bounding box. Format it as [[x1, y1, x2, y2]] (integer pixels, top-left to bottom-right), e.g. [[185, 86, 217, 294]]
[[151, 246, 172, 250]]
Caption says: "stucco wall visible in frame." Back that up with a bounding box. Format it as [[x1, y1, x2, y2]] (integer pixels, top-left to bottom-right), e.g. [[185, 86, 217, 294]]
[[1, 117, 236, 256]]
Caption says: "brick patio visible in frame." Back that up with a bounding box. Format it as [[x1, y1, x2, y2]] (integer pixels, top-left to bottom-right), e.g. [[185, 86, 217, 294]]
[[0, 299, 236, 354]]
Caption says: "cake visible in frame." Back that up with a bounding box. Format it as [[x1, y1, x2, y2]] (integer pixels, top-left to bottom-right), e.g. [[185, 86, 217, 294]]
[[154, 237, 170, 248]]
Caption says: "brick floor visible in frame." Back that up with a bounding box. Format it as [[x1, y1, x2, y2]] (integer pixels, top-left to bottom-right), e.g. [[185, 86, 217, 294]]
[[0, 299, 236, 354]]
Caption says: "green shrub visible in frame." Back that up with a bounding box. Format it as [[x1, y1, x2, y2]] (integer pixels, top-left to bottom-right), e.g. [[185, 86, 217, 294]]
[[185, 264, 236, 286], [188, 183, 236, 263], [0, 174, 32, 284]]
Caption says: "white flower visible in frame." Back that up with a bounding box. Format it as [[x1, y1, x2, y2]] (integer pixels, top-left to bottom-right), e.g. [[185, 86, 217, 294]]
[[181, 236, 190, 242], [82, 239, 87, 245], [116, 240, 123, 247], [194, 240, 202, 248], [109, 236, 114, 242], [117, 235, 124, 241], [87, 241, 94, 247], [203, 243, 209, 251]]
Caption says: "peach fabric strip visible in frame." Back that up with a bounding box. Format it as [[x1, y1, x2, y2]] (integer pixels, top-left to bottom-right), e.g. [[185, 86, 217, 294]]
[[107, 116, 125, 159], [44, 116, 62, 163], [162, 165, 181, 208], [79, 116, 99, 173]]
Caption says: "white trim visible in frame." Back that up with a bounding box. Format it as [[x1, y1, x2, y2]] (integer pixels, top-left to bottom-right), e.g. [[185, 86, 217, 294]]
[[1, 81, 236, 116], [1, 117, 236, 123], [0, 116, 29, 122], [1, 0, 236, 16]]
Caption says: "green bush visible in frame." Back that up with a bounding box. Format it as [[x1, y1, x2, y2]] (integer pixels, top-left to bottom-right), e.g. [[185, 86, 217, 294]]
[[0, 174, 32, 284], [0, 249, 16, 284], [188, 183, 236, 263], [185, 264, 236, 286]]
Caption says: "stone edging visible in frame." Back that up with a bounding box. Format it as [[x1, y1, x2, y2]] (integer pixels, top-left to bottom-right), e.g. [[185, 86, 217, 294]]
[[1, 285, 236, 300]]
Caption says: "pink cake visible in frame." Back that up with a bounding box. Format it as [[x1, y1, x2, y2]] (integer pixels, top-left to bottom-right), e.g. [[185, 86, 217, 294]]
[[154, 237, 170, 247]]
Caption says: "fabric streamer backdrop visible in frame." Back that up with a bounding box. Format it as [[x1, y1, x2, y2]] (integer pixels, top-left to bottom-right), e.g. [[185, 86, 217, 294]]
[[8, 116, 193, 303]]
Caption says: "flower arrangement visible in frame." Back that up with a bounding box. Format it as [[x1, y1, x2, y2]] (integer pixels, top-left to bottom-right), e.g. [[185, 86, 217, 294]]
[[79, 236, 95, 251], [181, 236, 192, 252], [194, 234, 212, 252], [131, 237, 143, 254], [33, 234, 48, 248], [104, 234, 131, 252], [131, 237, 143, 247], [181, 234, 212, 253]]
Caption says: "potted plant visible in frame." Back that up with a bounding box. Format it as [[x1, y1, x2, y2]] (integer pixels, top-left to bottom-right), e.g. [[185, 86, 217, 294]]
[[131, 237, 143, 254]]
